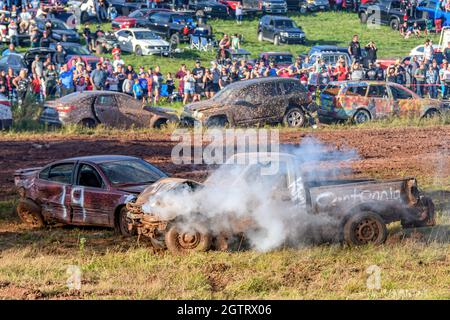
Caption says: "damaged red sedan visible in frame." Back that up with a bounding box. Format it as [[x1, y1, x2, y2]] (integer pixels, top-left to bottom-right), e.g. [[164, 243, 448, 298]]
[[14, 155, 167, 235]]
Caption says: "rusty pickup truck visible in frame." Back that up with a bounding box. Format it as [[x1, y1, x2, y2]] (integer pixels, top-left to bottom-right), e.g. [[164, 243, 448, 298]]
[[126, 152, 435, 253], [14, 155, 168, 235]]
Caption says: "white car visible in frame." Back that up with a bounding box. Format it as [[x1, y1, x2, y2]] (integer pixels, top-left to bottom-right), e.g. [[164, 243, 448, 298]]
[[409, 44, 441, 57], [0, 93, 12, 130], [114, 28, 170, 56]]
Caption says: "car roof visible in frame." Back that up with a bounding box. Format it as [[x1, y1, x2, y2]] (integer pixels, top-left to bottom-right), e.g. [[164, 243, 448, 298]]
[[328, 80, 399, 86], [262, 51, 293, 56], [224, 77, 301, 89], [63, 155, 141, 164], [119, 28, 153, 32], [262, 15, 292, 20]]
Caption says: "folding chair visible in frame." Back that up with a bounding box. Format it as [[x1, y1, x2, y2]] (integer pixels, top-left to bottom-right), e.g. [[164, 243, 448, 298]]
[[190, 35, 200, 50], [200, 36, 210, 51]]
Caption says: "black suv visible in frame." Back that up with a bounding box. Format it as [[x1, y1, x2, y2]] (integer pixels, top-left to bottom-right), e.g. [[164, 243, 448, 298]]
[[139, 11, 195, 44], [359, 0, 425, 30], [186, 0, 229, 19], [257, 15, 306, 45], [181, 77, 313, 128]]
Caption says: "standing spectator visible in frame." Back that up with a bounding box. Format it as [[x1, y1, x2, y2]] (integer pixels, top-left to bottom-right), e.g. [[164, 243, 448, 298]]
[[122, 73, 134, 95], [31, 73, 42, 101], [54, 44, 66, 69], [19, 7, 31, 33], [44, 63, 58, 98], [235, 4, 243, 25], [441, 62, 450, 98], [138, 72, 148, 100], [152, 66, 163, 104], [8, 20, 19, 47], [13, 69, 30, 108], [423, 39, 434, 64], [30, 27, 40, 48], [166, 72, 175, 96], [183, 70, 195, 105], [90, 62, 107, 90], [210, 61, 220, 94], [116, 65, 126, 93], [444, 42, 450, 62], [31, 55, 43, 79], [231, 33, 240, 51], [426, 62, 439, 98], [414, 62, 426, 97], [132, 78, 143, 101], [203, 68, 214, 99], [348, 34, 361, 62], [334, 59, 349, 81], [82, 23, 92, 52], [192, 60, 205, 102], [2, 43, 16, 56], [59, 64, 75, 96], [365, 41, 377, 64], [39, 31, 51, 47], [6, 68, 15, 101], [350, 61, 365, 80], [107, 72, 119, 92], [219, 67, 230, 89]]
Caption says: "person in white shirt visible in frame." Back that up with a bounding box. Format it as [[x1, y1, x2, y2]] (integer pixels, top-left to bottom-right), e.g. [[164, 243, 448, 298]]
[[112, 54, 125, 72], [19, 7, 32, 33], [36, 4, 47, 19]]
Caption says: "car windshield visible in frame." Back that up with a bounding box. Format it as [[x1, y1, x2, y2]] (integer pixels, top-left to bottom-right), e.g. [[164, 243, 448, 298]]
[[51, 20, 69, 30], [269, 55, 293, 64], [65, 46, 90, 55], [134, 31, 158, 40], [99, 159, 167, 186], [129, 10, 144, 18], [211, 85, 237, 103], [274, 20, 296, 28]]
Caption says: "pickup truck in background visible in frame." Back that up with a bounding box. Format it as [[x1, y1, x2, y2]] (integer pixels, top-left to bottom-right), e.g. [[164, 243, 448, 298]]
[[126, 152, 435, 253]]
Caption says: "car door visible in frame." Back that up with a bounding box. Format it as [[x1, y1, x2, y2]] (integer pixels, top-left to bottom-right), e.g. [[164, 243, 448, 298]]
[[265, 18, 276, 40], [116, 29, 133, 52], [93, 94, 120, 126], [366, 84, 392, 118], [71, 163, 117, 226], [387, 84, 421, 117], [35, 162, 75, 224]]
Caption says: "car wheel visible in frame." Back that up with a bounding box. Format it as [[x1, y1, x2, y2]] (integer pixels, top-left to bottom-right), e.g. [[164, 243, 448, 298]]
[[274, 35, 280, 46], [115, 206, 135, 237], [258, 32, 263, 42], [343, 211, 387, 245], [79, 118, 97, 128], [359, 12, 368, 24], [422, 108, 441, 119], [352, 109, 371, 124], [283, 107, 306, 128], [135, 45, 143, 56], [165, 223, 212, 254], [390, 18, 400, 30], [300, 7, 307, 14], [16, 199, 44, 228]]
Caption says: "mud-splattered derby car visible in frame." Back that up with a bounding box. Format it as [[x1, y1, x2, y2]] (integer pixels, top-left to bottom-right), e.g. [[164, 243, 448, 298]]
[[318, 81, 447, 124], [14, 155, 168, 234], [126, 153, 435, 253]]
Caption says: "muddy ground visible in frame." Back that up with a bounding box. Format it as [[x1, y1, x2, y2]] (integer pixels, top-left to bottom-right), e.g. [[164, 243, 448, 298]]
[[1, 126, 449, 201]]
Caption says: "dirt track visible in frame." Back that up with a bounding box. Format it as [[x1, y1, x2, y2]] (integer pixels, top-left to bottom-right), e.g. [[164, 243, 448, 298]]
[[1, 126, 449, 200]]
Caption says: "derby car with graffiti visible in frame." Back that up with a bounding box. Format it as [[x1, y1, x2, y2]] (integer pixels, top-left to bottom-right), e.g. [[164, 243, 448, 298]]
[[126, 152, 435, 253], [14, 155, 168, 235], [318, 81, 447, 124]]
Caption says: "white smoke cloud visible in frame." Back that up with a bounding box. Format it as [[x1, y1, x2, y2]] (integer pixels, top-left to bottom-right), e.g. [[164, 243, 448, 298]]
[[142, 138, 360, 252]]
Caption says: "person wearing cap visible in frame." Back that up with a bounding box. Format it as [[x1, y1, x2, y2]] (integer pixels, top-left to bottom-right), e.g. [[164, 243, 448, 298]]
[[90, 62, 107, 90], [40, 31, 51, 48], [59, 64, 76, 96], [29, 26, 40, 48], [192, 60, 205, 102]]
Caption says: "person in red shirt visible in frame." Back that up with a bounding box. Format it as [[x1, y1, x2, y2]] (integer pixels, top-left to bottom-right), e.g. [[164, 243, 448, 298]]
[[111, 44, 121, 56], [31, 73, 41, 101], [333, 59, 349, 81]]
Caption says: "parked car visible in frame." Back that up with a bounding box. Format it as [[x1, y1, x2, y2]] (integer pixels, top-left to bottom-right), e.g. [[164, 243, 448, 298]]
[[359, 0, 425, 30], [92, 31, 120, 54], [409, 44, 441, 57], [14, 155, 168, 235], [185, 0, 230, 18], [181, 77, 314, 127], [126, 152, 435, 253], [66, 55, 101, 70], [0, 48, 56, 74], [417, 0, 450, 25], [219, 0, 259, 17], [306, 45, 371, 68], [109, 0, 148, 15], [257, 15, 306, 45], [299, 0, 330, 13], [285, 0, 301, 10], [39, 91, 179, 128], [138, 11, 196, 44], [259, 51, 294, 67], [35, 18, 81, 43], [0, 93, 12, 130], [111, 8, 171, 29], [49, 42, 92, 60], [114, 28, 170, 56], [318, 80, 446, 124]]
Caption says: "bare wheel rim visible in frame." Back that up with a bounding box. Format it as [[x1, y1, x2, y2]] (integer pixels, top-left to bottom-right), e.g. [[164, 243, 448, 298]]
[[18, 208, 40, 226], [354, 218, 381, 243], [177, 231, 201, 249], [287, 111, 303, 126], [355, 111, 369, 123]]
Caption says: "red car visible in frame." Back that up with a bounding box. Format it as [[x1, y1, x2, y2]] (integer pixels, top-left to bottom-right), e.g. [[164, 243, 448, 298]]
[[14, 155, 168, 235], [67, 55, 101, 70]]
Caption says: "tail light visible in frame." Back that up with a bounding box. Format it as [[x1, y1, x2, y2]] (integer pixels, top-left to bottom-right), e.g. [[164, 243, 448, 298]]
[[56, 105, 76, 113]]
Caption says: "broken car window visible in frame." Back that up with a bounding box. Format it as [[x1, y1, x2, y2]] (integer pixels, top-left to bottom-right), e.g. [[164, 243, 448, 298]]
[[367, 85, 388, 98], [48, 163, 74, 184], [389, 85, 414, 100], [77, 164, 104, 189], [346, 85, 368, 96], [99, 159, 167, 186]]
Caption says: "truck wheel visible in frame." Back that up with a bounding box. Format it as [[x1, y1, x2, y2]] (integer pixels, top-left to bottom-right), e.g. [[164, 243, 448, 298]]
[[390, 18, 400, 30], [165, 224, 212, 254], [258, 32, 263, 42], [359, 12, 368, 24], [343, 212, 387, 245], [16, 199, 44, 228], [115, 207, 135, 237], [274, 35, 280, 45], [352, 109, 371, 124], [135, 45, 143, 56], [283, 107, 305, 127]]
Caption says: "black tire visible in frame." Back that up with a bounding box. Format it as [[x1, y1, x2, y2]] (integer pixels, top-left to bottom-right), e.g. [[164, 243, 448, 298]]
[[115, 206, 135, 237], [135, 45, 143, 56], [79, 118, 97, 128], [165, 224, 212, 254], [169, 33, 180, 46], [422, 108, 441, 119], [343, 211, 387, 245], [16, 199, 44, 228], [390, 18, 400, 30], [352, 109, 371, 124], [283, 107, 306, 128], [274, 35, 280, 46], [359, 12, 368, 24]]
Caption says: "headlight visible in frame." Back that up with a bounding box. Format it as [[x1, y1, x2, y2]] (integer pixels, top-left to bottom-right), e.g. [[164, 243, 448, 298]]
[[204, 6, 212, 11], [280, 32, 289, 37], [262, 1, 270, 6]]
